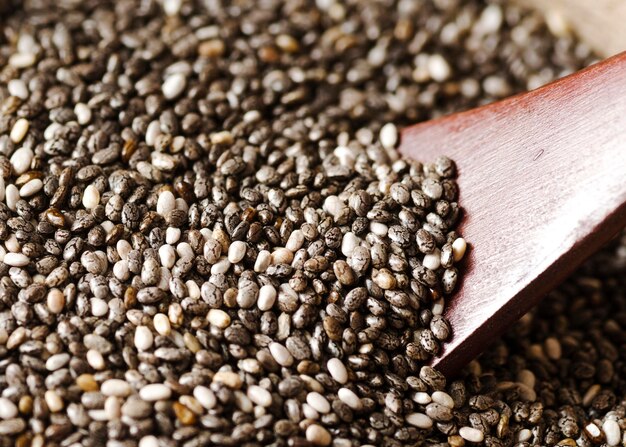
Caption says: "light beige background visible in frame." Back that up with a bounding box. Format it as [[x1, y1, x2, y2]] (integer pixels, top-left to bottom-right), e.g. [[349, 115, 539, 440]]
[[516, 0, 626, 57]]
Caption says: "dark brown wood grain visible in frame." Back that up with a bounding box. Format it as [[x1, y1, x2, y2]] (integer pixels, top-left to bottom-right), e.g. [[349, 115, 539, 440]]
[[398, 51, 626, 377]]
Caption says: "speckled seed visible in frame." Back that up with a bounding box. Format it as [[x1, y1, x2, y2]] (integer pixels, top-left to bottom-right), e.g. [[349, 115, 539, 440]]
[[430, 315, 451, 341], [0, 1, 494, 443], [426, 402, 453, 421], [237, 280, 259, 309], [422, 178, 443, 200], [459, 427, 484, 443], [442, 268, 458, 294], [334, 260, 356, 285], [203, 238, 221, 263]]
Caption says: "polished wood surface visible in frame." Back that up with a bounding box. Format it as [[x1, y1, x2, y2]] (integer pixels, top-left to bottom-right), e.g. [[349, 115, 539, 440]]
[[398, 51, 626, 377]]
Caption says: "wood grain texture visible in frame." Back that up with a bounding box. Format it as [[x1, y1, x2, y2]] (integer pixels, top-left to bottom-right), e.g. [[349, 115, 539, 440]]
[[398, 52, 626, 377], [515, 0, 626, 57]]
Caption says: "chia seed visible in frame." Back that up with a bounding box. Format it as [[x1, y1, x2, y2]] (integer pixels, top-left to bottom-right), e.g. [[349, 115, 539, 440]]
[[0, 1, 610, 446]]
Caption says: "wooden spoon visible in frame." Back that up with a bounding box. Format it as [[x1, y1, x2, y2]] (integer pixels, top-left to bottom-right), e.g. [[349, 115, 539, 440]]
[[398, 51, 626, 377]]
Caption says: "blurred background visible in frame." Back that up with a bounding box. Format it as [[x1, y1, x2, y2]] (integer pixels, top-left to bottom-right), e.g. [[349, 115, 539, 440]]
[[515, 0, 626, 58], [2, 0, 626, 58]]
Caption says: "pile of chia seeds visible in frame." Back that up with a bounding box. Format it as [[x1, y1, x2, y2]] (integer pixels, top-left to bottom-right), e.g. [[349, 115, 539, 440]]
[[2, 1, 623, 447]]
